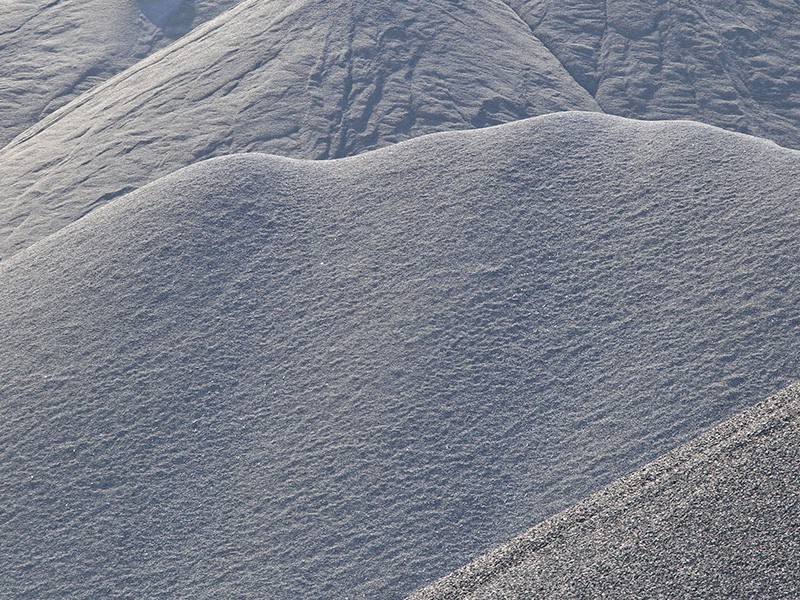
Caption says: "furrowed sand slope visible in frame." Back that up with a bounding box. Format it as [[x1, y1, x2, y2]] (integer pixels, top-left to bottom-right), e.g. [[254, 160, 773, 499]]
[[0, 0, 243, 147], [1, 113, 799, 597], [502, 0, 800, 149], [412, 383, 800, 599], [0, 0, 597, 261]]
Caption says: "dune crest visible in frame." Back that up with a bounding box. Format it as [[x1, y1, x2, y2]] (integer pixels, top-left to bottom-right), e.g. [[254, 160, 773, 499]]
[[0, 0, 596, 262], [0, 0, 243, 148]]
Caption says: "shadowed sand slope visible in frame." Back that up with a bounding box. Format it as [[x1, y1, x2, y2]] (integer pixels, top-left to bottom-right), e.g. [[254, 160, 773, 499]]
[[0, 0, 243, 147], [502, 0, 800, 149], [412, 383, 800, 599], [1, 113, 799, 598], [0, 0, 597, 262]]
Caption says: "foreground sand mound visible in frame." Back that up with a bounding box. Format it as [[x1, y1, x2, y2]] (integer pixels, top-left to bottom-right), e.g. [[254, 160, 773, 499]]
[[412, 383, 800, 598], [1, 113, 799, 597]]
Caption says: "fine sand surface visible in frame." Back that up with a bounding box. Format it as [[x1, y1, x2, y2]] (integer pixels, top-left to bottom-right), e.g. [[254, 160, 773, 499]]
[[411, 383, 800, 599], [5, 1, 800, 264], [503, 0, 800, 149], [1, 113, 799, 598], [0, 0, 243, 147], [0, 0, 596, 261]]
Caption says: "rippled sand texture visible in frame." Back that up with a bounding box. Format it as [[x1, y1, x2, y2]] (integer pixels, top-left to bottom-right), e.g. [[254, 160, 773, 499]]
[[2, 113, 799, 598]]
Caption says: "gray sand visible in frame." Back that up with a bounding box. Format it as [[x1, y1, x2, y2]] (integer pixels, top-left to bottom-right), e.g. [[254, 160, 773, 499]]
[[2, 113, 799, 597], [0, 0, 242, 147], [505, 0, 800, 149], [412, 383, 800, 599], [0, 0, 595, 261], [5, 1, 800, 262]]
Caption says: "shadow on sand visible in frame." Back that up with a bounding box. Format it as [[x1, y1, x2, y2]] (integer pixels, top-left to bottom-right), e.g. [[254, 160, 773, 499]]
[[137, 0, 196, 38]]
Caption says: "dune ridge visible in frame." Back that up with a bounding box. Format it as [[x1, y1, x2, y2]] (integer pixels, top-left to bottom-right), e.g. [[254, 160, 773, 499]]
[[5, 0, 800, 267], [0, 0, 243, 148], [0, 0, 597, 262]]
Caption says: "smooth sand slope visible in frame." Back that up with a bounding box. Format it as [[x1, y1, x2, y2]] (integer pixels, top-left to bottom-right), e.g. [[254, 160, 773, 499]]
[[0, 0, 243, 148], [0, 0, 597, 261], [412, 383, 800, 599], [503, 0, 800, 149], [2, 113, 799, 598]]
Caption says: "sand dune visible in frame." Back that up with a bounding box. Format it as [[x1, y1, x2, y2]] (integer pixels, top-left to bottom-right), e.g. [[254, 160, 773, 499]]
[[412, 383, 800, 598], [503, 0, 800, 149], [0, 0, 596, 261], [1, 113, 798, 598], [0, 0, 243, 148], [5, 1, 800, 266]]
